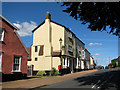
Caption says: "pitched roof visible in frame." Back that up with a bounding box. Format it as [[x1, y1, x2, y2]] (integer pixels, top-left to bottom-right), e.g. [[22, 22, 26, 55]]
[[15, 31, 29, 54], [32, 20, 76, 36], [32, 20, 45, 32], [0, 14, 29, 55], [85, 48, 91, 54], [0, 14, 19, 30], [75, 36, 85, 45]]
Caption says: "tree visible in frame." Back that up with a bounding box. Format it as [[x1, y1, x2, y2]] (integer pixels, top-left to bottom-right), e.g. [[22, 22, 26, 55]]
[[61, 2, 120, 37]]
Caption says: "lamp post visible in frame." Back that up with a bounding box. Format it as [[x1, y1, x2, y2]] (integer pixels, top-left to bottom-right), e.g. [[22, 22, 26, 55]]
[[59, 38, 63, 70]]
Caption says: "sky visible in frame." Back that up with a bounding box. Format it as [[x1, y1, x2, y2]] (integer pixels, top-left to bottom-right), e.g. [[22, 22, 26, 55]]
[[2, 2, 119, 67]]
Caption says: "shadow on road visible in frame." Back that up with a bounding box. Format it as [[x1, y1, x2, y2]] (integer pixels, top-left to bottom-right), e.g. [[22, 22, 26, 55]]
[[74, 69, 120, 90]]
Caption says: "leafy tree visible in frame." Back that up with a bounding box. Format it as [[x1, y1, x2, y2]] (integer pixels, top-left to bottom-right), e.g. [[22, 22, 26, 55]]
[[61, 2, 120, 37]]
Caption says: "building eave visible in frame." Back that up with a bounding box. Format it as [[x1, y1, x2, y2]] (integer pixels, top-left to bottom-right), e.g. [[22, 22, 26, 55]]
[[32, 20, 45, 33], [0, 14, 19, 30], [14, 31, 29, 55]]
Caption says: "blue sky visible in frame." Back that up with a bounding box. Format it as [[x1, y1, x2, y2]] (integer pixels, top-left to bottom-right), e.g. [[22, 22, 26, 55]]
[[2, 2, 118, 67]]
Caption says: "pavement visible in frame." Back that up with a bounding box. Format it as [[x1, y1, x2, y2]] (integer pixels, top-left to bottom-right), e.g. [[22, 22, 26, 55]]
[[2, 69, 98, 89]]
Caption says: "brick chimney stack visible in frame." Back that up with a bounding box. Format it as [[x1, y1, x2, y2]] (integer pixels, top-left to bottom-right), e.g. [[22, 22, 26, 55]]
[[45, 11, 51, 20]]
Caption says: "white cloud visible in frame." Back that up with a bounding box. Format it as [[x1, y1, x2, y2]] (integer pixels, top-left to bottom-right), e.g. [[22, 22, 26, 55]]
[[94, 53, 100, 56], [94, 57, 110, 61], [13, 21, 37, 37], [89, 42, 103, 46]]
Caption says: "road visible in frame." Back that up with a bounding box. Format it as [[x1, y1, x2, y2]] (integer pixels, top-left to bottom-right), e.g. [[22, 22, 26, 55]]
[[33, 68, 120, 90]]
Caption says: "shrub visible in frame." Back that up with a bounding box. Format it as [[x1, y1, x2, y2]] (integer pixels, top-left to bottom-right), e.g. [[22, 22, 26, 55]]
[[50, 68, 60, 76], [36, 71, 46, 76]]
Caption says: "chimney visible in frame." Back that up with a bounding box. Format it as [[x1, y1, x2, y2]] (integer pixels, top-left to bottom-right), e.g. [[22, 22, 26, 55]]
[[45, 11, 51, 20]]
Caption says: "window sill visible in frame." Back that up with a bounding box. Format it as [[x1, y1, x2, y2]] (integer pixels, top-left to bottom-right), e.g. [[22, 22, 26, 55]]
[[12, 70, 21, 72]]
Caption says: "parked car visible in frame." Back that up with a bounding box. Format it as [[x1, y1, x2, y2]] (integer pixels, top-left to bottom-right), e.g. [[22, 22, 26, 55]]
[[105, 66, 108, 69], [100, 66, 104, 69]]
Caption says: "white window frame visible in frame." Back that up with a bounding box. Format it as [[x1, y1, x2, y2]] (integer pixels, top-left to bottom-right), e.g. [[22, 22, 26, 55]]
[[12, 55, 21, 72], [0, 52, 2, 72], [0, 28, 5, 41]]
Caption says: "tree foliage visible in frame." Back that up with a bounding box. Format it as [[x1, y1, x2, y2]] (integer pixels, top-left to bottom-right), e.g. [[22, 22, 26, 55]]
[[61, 2, 120, 37]]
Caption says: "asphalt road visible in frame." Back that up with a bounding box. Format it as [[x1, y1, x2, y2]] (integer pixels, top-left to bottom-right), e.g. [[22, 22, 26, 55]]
[[35, 68, 120, 90], [31, 68, 120, 90]]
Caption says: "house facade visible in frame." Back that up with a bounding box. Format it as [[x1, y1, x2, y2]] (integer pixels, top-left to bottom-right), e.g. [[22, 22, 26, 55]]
[[28, 12, 76, 74], [90, 56, 95, 69], [0, 15, 29, 80], [84, 49, 91, 69], [75, 37, 85, 71]]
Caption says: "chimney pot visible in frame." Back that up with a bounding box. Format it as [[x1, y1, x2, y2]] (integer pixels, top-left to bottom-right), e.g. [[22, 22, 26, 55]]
[[46, 12, 51, 20]]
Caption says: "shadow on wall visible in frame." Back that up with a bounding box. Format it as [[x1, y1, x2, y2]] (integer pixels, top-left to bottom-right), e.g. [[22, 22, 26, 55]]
[[74, 69, 120, 90]]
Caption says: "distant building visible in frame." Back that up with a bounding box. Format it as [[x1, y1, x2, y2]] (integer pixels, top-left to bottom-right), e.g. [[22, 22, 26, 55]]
[[0, 15, 29, 81], [90, 56, 96, 69], [116, 56, 120, 66]]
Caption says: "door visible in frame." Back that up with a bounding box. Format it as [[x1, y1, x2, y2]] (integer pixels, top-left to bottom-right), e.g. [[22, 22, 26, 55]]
[[0, 53, 2, 72], [27, 65, 33, 76]]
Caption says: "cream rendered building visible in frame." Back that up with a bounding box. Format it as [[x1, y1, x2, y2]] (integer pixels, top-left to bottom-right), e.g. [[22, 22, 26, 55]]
[[28, 12, 76, 73], [90, 56, 95, 69]]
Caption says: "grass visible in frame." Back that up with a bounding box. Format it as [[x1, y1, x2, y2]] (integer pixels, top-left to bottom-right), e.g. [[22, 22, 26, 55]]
[[32, 75, 60, 77]]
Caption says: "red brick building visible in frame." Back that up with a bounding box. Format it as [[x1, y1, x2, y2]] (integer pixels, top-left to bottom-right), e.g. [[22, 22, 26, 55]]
[[0, 15, 29, 81]]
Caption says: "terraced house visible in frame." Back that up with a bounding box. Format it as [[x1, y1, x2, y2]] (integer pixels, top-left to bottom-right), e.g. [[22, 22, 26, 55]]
[[28, 12, 76, 74], [84, 49, 91, 69], [75, 37, 85, 71]]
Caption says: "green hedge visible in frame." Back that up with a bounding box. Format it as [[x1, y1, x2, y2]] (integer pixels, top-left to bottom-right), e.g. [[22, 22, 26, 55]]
[[36, 71, 46, 76], [50, 68, 60, 76]]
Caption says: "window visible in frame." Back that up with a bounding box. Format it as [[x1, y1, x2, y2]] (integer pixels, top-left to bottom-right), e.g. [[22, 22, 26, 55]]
[[39, 45, 44, 56], [35, 46, 37, 52], [68, 32, 72, 38], [0, 28, 5, 41], [35, 58, 37, 61], [67, 58, 69, 66], [64, 58, 65, 65], [68, 45, 72, 52], [13, 55, 21, 72], [0, 53, 2, 72]]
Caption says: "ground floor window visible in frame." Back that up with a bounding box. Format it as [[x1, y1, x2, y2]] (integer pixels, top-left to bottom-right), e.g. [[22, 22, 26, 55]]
[[12, 55, 21, 72], [0, 52, 2, 72]]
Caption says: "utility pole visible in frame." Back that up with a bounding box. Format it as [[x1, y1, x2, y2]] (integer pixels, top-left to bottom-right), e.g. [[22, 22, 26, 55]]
[[96, 59, 98, 68], [109, 57, 111, 64]]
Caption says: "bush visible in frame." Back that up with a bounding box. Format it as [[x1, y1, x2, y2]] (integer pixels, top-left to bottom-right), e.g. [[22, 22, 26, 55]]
[[36, 71, 46, 76], [50, 68, 60, 76]]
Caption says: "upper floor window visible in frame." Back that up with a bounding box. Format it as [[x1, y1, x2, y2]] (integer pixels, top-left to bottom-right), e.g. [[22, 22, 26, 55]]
[[0, 28, 5, 41], [68, 32, 72, 39], [68, 45, 73, 52], [39, 45, 44, 56], [13, 55, 21, 72], [35, 46, 37, 52], [35, 57, 37, 61]]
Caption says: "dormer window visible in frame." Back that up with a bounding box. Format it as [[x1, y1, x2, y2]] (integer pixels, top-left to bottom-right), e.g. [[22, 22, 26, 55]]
[[0, 27, 5, 41]]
